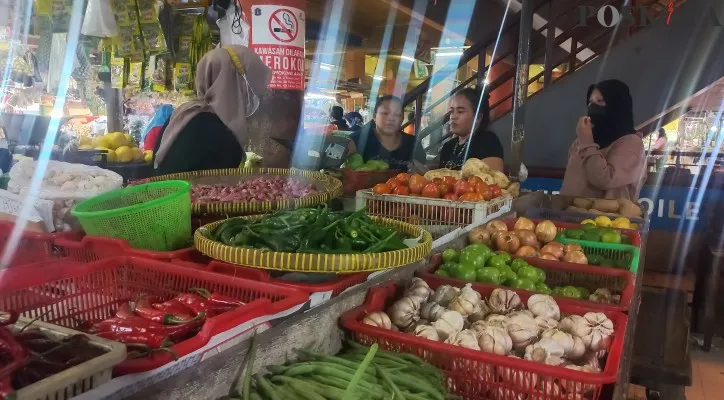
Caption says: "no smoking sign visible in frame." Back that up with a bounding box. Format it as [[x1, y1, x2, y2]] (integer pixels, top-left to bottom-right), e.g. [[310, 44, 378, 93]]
[[269, 9, 298, 43], [251, 5, 305, 91]]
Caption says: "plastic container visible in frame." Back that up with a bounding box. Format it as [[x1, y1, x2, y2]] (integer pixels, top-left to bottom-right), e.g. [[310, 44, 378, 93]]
[[54, 234, 195, 263], [0, 222, 81, 268], [342, 168, 399, 196], [498, 217, 641, 247], [9, 318, 126, 400], [341, 281, 628, 400], [171, 258, 370, 307], [525, 208, 648, 234], [356, 190, 512, 239], [419, 253, 636, 313], [0, 256, 309, 375], [71, 180, 192, 251]]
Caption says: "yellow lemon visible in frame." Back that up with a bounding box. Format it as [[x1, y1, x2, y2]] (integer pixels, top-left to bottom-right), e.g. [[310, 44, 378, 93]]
[[107, 132, 129, 150], [115, 146, 134, 163], [594, 215, 612, 227], [94, 135, 111, 149], [131, 147, 143, 162], [580, 219, 596, 226], [612, 217, 631, 229], [79, 136, 92, 147], [124, 133, 135, 146], [95, 146, 117, 162], [630, 223, 639, 230], [78, 144, 93, 150], [143, 150, 153, 164]]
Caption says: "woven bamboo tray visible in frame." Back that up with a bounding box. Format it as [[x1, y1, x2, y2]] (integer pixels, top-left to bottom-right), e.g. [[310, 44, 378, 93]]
[[194, 216, 432, 273], [147, 168, 342, 216]]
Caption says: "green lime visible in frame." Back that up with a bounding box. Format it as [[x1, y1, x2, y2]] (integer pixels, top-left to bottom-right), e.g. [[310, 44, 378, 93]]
[[561, 285, 582, 298], [564, 228, 584, 239], [434, 269, 450, 277], [536, 282, 552, 295], [510, 258, 528, 272], [486, 254, 509, 269], [455, 263, 477, 281], [581, 223, 598, 231], [442, 248, 459, 263], [476, 267, 502, 285], [601, 231, 622, 244], [587, 254, 603, 265], [497, 266, 518, 285], [496, 252, 512, 265], [582, 231, 601, 242], [512, 278, 537, 291], [577, 287, 591, 299]]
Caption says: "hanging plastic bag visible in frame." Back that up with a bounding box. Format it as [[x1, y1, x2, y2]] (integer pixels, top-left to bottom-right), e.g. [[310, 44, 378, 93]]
[[217, 1, 250, 47], [81, 0, 118, 38]]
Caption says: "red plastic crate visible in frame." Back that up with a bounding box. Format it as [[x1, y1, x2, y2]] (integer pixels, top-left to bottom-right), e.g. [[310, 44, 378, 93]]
[[0, 256, 309, 375], [341, 281, 628, 400], [54, 235, 195, 262], [342, 168, 399, 196], [170, 257, 371, 298], [419, 254, 635, 313], [498, 217, 642, 248], [0, 222, 80, 267]]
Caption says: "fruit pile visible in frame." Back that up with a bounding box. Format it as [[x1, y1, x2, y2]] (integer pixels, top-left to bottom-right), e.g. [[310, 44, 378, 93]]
[[79, 132, 153, 164], [559, 221, 632, 245], [346, 154, 390, 171], [371, 172, 505, 202]]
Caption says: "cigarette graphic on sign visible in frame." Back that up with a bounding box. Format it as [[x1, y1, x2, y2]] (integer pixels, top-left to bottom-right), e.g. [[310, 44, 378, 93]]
[[273, 12, 294, 35]]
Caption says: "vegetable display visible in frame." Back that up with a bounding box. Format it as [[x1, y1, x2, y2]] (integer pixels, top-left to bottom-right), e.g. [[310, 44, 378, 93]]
[[346, 154, 391, 171], [362, 279, 613, 375], [88, 288, 243, 358], [191, 177, 319, 203], [371, 171, 506, 202], [469, 217, 635, 268], [566, 197, 643, 219], [210, 207, 409, 254], [424, 158, 521, 198], [223, 341, 447, 400]]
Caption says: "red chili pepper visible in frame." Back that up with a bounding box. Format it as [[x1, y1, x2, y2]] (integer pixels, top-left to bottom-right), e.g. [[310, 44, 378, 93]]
[[135, 295, 196, 325], [190, 288, 245, 308], [152, 299, 195, 320], [127, 345, 179, 361], [115, 303, 136, 319], [96, 329, 172, 348], [91, 314, 204, 342], [174, 293, 211, 315], [0, 311, 18, 326]]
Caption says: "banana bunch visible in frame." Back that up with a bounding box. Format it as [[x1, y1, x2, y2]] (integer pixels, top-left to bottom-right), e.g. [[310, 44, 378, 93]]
[[190, 14, 212, 69]]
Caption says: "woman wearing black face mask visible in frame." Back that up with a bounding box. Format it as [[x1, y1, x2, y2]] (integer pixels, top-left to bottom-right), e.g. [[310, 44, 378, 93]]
[[560, 80, 646, 200]]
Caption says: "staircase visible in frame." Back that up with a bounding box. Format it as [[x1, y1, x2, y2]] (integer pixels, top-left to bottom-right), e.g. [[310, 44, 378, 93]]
[[404, 0, 724, 170]]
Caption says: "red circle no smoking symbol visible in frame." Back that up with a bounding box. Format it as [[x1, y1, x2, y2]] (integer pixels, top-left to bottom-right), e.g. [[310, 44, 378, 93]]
[[268, 9, 298, 43]]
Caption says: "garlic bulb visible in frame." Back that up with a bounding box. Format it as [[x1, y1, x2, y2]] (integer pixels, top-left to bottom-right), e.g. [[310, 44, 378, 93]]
[[467, 300, 491, 322], [488, 288, 522, 314], [387, 297, 420, 330], [444, 329, 480, 350], [470, 320, 488, 334], [506, 312, 539, 350], [491, 388, 526, 400], [560, 365, 598, 396], [579, 350, 603, 372], [413, 324, 440, 341], [430, 285, 460, 307], [361, 311, 392, 329], [432, 310, 465, 340], [404, 319, 429, 333], [420, 302, 446, 322], [484, 313, 508, 328], [541, 328, 586, 359], [404, 278, 433, 305], [572, 312, 614, 352], [534, 316, 559, 331], [498, 359, 539, 390], [589, 288, 620, 304], [558, 315, 586, 334], [539, 380, 564, 398], [508, 309, 534, 319], [524, 337, 566, 366], [527, 294, 560, 320], [476, 325, 512, 355]]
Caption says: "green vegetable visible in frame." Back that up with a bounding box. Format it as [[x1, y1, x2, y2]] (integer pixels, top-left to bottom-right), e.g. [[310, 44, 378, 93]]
[[485, 254, 508, 269], [342, 343, 378, 400], [510, 258, 528, 272], [476, 267, 501, 285], [441, 249, 459, 263], [564, 228, 584, 240], [512, 278, 537, 291]]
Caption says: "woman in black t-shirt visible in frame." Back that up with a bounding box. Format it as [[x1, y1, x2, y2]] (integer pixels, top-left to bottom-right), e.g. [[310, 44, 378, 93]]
[[439, 88, 504, 171], [348, 96, 421, 171]]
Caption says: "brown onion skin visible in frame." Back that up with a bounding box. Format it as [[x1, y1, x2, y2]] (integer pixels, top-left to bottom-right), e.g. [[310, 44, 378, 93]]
[[563, 250, 588, 264], [468, 227, 491, 245], [563, 243, 584, 255], [514, 217, 535, 231], [515, 229, 539, 248], [539, 253, 558, 260], [515, 245, 539, 258], [540, 242, 564, 259], [496, 233, 520, 253], [487, 220, 509, 233], [535, 220, 558, 243]]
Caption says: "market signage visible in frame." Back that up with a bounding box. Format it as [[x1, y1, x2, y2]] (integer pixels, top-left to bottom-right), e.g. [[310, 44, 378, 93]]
[[250, 5, 306, 90], [579, 3, 723, 28], [521, 178, 723, 232]]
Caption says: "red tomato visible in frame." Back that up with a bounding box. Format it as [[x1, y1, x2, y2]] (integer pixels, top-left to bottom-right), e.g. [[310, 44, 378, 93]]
[[442, 176, 457, 187], [468, 176, 484, 186], [489, 184, 503, 198], [372, 183, 391, 195], [408, 174, 428, 195], [435, 182, 450, 195], [443, 192, 458, 201], [386, 179, 400, 191], [474, 182, 492, 200], [458, 192, 484, 202], [395, 173, 410, 185], [421, 183, 441, 198], [453, 180, 474, 197], [393, 185, 410, 196], [432, 178, 444, 185]]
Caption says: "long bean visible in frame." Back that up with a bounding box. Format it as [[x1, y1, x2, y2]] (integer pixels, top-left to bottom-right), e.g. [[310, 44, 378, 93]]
[[375, 364, 406, 400], [254, 375, 282, 400], [240, 335, 257, 400], [341, 343, 378, 400]]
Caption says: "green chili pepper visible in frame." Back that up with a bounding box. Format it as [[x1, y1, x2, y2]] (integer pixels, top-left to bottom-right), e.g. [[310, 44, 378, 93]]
[[363, 231, 397, 253]]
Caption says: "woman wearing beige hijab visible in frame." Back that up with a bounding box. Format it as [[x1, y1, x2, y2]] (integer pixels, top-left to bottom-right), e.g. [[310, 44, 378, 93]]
[[153, 45, 272, 174]]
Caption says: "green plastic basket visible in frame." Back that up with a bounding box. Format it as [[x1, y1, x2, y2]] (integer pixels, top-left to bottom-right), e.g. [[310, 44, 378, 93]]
[[558, 237, 641, 273], [72, 180, 192, 251]]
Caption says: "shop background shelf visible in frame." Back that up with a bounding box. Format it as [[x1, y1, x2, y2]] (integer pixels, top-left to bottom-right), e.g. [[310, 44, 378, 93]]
[[0, 256, 309, 375], [341, 281, 628, 400]]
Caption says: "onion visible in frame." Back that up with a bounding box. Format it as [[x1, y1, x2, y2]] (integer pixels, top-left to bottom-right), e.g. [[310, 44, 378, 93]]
[[496, 233, 520, 253], [540, 242, 564, 259], [563, 243, 584, 255], [487, 220, 508, 233], [515, 230, 539, 248], [563, 250, 588, 264], [535, 220, 558, 243], [539, 253, 558, 260], [514, 217, 535, 231], [515, 245, 539, 258], [468, 227, 491, 245]]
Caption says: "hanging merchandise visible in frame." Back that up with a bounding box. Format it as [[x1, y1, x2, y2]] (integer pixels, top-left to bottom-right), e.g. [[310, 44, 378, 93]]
[[50, 0, 73, 32], [110, 51, 126, 89], [110, 0, 140, 57], [190, 14, 212, 66], [173, 62, 193, 93], [217, 1, 250, 47], [150, 55, 169, 92], [81, 0, 119, 38], [127, 60, 143, 91], [137, 0, 167, 54]]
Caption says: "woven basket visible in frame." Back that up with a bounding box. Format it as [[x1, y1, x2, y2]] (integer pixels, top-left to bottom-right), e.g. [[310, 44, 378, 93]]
[[148, 168, 343, 216], [194, 216, 432, 273]]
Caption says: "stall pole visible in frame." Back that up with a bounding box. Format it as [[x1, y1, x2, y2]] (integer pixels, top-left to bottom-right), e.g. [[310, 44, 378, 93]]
[[104, 83, 123, 133], [242, 0, 306, 168], [509, 0, 534, 179]]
